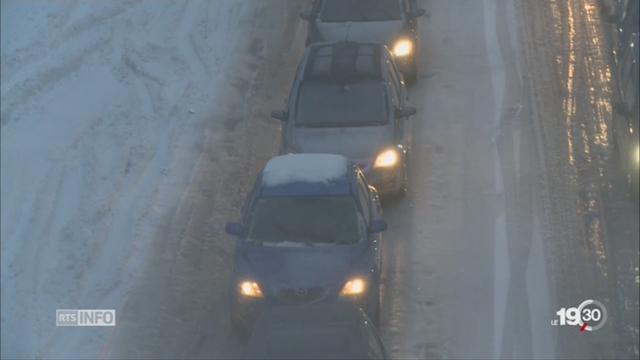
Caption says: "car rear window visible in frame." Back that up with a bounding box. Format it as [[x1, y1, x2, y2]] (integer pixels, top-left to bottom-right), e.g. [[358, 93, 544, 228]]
[[305, 43, 381, 82], [247, 196, 365, 246], [319, 0, 402, 22], [295, 81, 388, 127]]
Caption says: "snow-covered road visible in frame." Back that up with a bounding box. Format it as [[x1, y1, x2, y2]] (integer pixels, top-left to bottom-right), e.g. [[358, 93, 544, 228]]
[[2, 1, 306, 357], [2, 0, 637, 359]]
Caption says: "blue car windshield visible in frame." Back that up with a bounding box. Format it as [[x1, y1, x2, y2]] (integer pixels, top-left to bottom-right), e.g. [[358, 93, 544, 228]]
[[246, 196, 365, 246], [319, 0, 402, 22]]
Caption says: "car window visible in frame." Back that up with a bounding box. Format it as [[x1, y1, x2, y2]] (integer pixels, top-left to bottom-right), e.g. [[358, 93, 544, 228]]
[[246, 196, 364, 246], [385, 59, 401, 108], [304, 43, 381, 82], [295, 81, 389, 127], [319, 0, 402, 22], [356, 172, 372, 224], [389, 55, 405, 89]]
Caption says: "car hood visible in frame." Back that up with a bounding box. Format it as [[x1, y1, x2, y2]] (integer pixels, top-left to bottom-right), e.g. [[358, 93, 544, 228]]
[[316, 20, 404, 45], [288, 126, 392, 162], [239, 244, 369, 290]]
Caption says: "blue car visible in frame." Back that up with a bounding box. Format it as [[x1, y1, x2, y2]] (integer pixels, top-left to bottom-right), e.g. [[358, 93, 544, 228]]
[[225, 154, 387, 335]]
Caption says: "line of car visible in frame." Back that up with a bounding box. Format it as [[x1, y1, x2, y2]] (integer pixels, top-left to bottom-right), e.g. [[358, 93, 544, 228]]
[[608, 0, 639, 198], [223, 1, 427, 358]]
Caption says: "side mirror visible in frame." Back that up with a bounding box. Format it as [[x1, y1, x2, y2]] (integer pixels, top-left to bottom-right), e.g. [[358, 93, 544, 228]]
[[395, 106, 417, 118], [225, 222, 245, 237], [271, 110, 288, 121], [369, 220, 388, 234], [409, 8, 426, 18], [299, 10, 313, 21]]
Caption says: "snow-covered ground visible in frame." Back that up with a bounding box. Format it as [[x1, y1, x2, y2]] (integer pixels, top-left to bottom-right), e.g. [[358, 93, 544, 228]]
[[1, 1, 303, 358]]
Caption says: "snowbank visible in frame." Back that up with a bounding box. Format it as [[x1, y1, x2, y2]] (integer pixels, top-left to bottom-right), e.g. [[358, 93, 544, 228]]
[[1, 1, 261, 357]]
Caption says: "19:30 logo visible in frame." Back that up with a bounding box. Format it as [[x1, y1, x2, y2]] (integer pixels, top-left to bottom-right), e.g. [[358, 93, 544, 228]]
[[551, 299, 607, 332]]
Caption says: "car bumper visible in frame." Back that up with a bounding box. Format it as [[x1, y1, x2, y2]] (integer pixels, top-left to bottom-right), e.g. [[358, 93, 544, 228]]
[[231, 292, 376, 330]]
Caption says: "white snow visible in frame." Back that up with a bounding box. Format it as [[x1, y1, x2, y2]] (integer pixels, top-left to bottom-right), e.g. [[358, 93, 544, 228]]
[[261, 154, 349, 187], [1, 1, 260, 358]]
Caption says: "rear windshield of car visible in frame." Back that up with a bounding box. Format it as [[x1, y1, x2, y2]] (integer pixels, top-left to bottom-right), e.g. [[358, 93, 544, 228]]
[[246, 196, 365, 246], [319, 0, 402, 22], [295, 81, 388, 127]]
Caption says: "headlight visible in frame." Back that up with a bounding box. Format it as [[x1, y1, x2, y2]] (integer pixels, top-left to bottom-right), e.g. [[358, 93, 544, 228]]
[[340, 277, 367, 296], [374, 149, 400, 168], [239, 281, 264, 298], [393, 39, 413, 57]]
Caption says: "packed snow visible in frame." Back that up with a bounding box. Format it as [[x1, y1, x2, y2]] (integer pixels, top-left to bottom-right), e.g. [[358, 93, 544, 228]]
[[261, 154, 349, 187], [1, 0, 264, 358]]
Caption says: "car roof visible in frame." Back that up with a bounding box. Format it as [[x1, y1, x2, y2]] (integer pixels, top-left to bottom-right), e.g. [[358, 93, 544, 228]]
[[302, 41, 384, 83], [258, 154, 354, 197], [246, 304, 372, 359]]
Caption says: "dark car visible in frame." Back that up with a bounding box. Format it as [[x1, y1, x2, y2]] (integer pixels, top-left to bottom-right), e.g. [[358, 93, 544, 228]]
[[602, 0, 630, 24], [300, 0, 426, 80], [271, 41, 417, 197], [225, 154, 387, 334], [613, 1, 639, 198], [245, 304, 388, 359]]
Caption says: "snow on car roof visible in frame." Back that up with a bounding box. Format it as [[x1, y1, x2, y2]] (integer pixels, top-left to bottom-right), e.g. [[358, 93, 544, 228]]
[[261, 154, 349, 187]]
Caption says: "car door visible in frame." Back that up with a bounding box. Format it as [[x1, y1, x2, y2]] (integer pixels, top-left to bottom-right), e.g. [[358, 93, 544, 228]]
[[384, 52, 411, 150], [355, 170, 381, 275]]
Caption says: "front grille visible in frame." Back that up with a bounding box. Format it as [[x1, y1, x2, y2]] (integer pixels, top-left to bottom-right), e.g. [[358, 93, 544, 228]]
[[277, 286, 326, 304]]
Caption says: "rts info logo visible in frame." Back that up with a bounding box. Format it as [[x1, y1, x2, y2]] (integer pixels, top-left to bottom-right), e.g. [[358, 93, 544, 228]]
[[56, 309, 116, 327]]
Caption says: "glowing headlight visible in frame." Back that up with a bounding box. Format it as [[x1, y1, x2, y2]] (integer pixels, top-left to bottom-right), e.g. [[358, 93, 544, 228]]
[[634, 146, 639, 166], [374, 149, 399, 168], [393, 39, 413, 57], [239, 281, 264, 298], [340, 277, 367, 296]]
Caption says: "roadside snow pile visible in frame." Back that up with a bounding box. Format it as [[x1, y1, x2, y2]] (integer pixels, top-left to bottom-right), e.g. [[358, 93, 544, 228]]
[[262, 154, 349, 187], [1, 1, 257, 358]]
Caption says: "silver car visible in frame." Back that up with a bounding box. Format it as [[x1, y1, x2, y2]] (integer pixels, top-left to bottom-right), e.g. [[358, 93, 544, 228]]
[[271, 41, 416, 197], [300, 0, 426, 81]]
